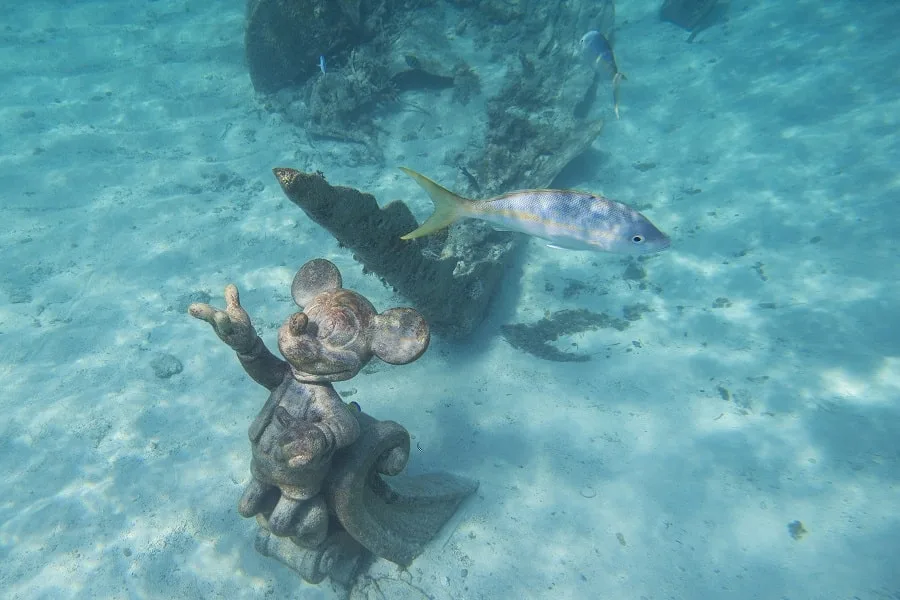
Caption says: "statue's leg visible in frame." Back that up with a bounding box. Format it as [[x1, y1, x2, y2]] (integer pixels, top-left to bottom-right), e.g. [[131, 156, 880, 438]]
[[292, 495, 329, 548], [238, 477, 272, 518], [269, 494, 303, 535]]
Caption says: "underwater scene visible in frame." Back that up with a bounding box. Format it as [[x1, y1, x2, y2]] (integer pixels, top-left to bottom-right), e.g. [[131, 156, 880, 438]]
[[1, 0, 898, 598]]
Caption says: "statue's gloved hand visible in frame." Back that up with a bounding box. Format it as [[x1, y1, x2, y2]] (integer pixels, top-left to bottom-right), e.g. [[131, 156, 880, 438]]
[[275, 407, 329, 468], [281, 427, 328, 468], [189, 284, 259, 355]]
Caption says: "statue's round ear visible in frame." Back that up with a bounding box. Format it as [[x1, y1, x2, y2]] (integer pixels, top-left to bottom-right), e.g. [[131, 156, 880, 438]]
[[371, 308, 430, 365], [291, 259, 342, 307]]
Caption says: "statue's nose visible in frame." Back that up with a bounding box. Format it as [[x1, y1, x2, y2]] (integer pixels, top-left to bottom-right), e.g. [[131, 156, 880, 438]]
[[288, 312, 309, 335]]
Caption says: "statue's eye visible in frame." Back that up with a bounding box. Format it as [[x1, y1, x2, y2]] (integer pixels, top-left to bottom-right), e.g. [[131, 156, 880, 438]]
[[316, 318, 334, 339], [325, 310, 359, 347]]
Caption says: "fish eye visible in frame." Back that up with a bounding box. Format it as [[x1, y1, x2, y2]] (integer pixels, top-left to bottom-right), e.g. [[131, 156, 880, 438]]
[[632, 235, 644, 244]]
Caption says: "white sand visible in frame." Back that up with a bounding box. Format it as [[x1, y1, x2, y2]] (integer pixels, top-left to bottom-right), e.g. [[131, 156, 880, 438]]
[[2, 0, 898, 598]]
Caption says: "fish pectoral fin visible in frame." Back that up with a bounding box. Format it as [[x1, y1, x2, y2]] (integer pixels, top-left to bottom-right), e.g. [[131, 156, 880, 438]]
[[399, 167, 469, 240], [543, 238, 586, 251], [546, 242, 587, 250]]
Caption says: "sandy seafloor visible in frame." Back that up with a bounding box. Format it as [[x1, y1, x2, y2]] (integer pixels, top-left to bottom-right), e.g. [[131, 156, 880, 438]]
[[1, 0, 899, 598]]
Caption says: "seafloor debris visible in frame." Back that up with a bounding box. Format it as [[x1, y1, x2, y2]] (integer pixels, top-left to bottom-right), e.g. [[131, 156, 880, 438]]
[[501, 309, 630, 362]]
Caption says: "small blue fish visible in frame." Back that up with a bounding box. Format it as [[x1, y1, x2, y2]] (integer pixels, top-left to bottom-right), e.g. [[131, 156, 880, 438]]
[[318, 55, 326, 74], [579, 30, 627, 118], [399, 168, 669, 255]]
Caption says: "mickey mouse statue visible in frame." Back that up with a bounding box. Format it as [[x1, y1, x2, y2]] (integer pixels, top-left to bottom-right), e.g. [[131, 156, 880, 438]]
[[189, 259, 476, 586]]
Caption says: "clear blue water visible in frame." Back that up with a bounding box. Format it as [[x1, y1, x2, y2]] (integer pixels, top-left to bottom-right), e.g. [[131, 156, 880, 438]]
[[1, 1, 898, 598]]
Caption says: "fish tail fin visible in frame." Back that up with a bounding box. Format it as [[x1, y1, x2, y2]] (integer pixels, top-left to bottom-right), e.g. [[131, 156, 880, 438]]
[[399, 167, 469, 240]]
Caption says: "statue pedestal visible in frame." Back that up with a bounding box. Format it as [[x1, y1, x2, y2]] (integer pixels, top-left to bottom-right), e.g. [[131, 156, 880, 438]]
[[253, 410, 477, 586]]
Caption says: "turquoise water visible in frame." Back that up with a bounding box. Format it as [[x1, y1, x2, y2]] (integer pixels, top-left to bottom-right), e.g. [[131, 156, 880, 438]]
[[1, 1, 898, 598]]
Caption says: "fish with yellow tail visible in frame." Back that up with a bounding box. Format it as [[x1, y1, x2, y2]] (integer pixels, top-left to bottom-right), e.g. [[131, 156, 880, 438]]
[[399, 168, 670, 256], [578, 30, 627, 119]]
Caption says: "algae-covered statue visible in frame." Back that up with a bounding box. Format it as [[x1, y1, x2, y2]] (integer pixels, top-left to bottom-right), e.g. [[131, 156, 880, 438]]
[[189, 258, 477, 586]]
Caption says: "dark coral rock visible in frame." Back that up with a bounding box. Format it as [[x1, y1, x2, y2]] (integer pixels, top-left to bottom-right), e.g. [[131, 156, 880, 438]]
[[245, 0, 379, 94], [462, 1, 615, 195], [150, 353, 183, 379], [272, 168, 516, 339]]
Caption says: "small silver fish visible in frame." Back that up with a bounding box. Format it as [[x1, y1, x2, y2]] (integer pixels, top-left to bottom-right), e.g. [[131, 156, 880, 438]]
[[399, 168, 670, 255], [579, 30, 627, 118], [318, 55, 326, 74]]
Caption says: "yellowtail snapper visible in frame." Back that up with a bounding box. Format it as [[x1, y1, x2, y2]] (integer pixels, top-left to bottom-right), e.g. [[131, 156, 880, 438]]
[[399, 168, 670, 256], [579, 30, 626, 119]]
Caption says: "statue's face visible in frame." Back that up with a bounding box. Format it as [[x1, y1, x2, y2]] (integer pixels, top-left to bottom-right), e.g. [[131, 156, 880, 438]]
[[277, 290, 376, 382]]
